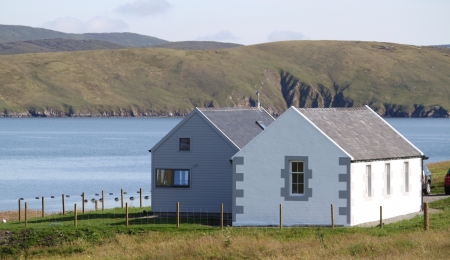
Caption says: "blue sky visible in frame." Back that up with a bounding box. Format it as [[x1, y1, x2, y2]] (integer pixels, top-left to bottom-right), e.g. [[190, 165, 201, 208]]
[[1, 0, 449, 45]]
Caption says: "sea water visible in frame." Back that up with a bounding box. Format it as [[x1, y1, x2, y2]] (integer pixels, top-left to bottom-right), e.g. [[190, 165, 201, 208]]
[[0, 117, 181, 212]]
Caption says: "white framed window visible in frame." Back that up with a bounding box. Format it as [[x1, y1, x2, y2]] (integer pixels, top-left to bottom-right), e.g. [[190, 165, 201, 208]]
[[404, 162, 409, 192], [156, 169, 190, 187], [366, 165, 372, 197], [386, 163, 391, 195], [290, 161, 304, 195]]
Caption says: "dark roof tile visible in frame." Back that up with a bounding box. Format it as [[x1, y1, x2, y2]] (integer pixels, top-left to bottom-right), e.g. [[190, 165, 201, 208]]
[[296, 106, 423, 161]]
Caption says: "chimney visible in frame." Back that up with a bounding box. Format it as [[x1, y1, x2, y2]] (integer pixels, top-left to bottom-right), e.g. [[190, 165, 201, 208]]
[[256, 90, 260, 110]]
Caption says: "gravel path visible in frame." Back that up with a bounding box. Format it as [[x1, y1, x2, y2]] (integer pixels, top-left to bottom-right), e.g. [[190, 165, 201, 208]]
[[356, 194, 449, 227]]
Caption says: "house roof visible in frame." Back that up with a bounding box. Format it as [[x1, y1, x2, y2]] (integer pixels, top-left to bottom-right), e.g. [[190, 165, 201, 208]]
[[198, 107, 275, 149], [295, 106, 423, 161]]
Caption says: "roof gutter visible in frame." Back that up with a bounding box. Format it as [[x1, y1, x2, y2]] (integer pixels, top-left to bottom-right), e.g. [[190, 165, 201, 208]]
[[351, 155, 424, 163]]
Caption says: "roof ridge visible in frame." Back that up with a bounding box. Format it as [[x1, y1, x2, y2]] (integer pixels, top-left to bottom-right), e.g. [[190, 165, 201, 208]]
[[197, 106, 260, 111], [296, 106, 368, 111]]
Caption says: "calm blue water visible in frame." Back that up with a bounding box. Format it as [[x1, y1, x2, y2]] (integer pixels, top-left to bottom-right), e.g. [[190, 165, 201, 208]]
[[0, 118, 181, 212], [385, 118, 450, 163], [0, 117, 449, 212]]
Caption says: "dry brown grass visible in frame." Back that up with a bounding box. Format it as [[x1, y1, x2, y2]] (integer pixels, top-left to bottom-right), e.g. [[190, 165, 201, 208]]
[[31, 227, 450, 260], [0, 210, 50, 222]]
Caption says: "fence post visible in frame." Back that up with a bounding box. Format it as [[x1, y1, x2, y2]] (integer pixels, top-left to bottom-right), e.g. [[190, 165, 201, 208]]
[[74, 204, 77, 227], [331, 204, 334, 229], [126, 202, 129, 227], [176, 202, 180, 228], [82, 192, 85, 213], [18, 199, 21, 221], [62, 194, 65, 215], [140, 188, 142, 208], [121, 189, 124, 209], [380, 206, 383, 228], [102, 190, 105, 211], [221, 203, 224, 230], [95, 200, 98, 210], [41, 196, 45, 218], [424, 202, 429, 231], [25, 202, 28, 227], [279, 204, 282, 229]]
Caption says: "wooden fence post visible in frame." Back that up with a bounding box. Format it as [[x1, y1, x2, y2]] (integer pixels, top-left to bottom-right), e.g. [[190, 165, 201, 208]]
[[331, 204, 334, 229], [221, 203, 224, 230], [126, 202, 129, 227], [25, 202, 28, 227], [62, 194, 65, 215], [140, 188, 143, 208], [18, 199, 21, 221], [279, 204, 282, 229], [176, 202, 180, 228], [74, 204, 77, 227], [380, 206, 383, 228], [102, 190, 105, 211], [41, 196, 45, 218], [82, 192, 85, 213], [121, 189, 124, 209], [424, 202, 429, 231]]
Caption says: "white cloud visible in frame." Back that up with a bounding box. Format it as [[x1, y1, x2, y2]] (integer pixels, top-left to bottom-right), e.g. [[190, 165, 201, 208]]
[[115, 0, 172, 16], [196, 31, 239, 42], [42, 17, 128, 33], [267, 31, 308, 42]]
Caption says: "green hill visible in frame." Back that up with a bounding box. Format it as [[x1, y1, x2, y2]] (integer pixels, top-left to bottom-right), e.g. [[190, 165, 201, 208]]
[[150, 41, 243, 50], [0, 38, 127, 55], [0, 24, 167, 47], [0, 40, 449, 117]]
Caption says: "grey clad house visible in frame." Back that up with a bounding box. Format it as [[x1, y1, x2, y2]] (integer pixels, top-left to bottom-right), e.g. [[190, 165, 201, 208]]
[[149, 107, 275, 214]]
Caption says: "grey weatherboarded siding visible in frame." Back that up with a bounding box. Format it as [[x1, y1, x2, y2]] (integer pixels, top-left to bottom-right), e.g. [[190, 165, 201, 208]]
[[151, 113, 238, 213]]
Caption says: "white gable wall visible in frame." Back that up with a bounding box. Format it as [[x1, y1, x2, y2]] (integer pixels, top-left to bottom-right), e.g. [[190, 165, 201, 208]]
[[351, 158, 422, 226], [233, 107, 351, 226]]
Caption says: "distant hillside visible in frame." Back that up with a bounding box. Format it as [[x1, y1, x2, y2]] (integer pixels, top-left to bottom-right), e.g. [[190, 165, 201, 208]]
[[0, 24, 167, 47], [150, 41, 243, 50], [0, 38, 127, 55], [0, 41, 449, 117]]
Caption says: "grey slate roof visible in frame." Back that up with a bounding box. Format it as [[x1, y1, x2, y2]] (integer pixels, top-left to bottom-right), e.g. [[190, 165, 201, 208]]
[[198, 107, 275, 149], [296, 106, 423, 161]]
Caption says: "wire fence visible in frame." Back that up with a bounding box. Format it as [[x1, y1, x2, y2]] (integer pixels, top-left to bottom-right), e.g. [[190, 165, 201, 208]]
[[0, 200, 432, 231]]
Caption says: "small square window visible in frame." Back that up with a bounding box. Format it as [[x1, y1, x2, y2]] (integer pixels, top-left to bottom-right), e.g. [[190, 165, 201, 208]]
[[179, 138, 190, 151]]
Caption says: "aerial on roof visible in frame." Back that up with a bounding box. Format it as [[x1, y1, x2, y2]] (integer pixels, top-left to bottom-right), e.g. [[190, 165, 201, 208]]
[[198, 107, 275, 149], [295, 106, 423, 161]]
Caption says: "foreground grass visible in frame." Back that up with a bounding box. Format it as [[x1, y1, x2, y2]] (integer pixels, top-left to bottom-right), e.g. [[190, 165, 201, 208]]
[[1, 201, 450, 259]]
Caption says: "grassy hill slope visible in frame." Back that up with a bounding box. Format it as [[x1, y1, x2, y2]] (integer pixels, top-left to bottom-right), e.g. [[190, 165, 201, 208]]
[[150, 41, 243, 50], [0, 39, 127, 55], [0, 24, 167, 47], [0, 40, 449, 117]]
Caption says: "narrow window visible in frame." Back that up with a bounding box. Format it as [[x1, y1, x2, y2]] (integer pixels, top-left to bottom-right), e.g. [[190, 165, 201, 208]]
[[386, 163, 391, 195], [156, 169, 190, 187], [366, 165, 372, 197], [179, 138, 190, 151], [404, 162, 409, 192], [291, 161, 304, 194]]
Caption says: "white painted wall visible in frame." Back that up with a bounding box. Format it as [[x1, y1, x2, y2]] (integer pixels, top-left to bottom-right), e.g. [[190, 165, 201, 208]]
[[350, 158, 422, 225], [233, 107, 351, 226]]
